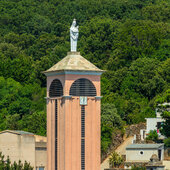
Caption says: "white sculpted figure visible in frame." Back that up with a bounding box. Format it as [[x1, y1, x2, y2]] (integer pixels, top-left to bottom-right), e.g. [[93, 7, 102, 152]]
[[70, 19, 79, 52]]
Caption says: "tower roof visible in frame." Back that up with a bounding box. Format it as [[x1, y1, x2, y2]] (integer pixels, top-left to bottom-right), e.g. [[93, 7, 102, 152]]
[[43, 52, 103, 74]]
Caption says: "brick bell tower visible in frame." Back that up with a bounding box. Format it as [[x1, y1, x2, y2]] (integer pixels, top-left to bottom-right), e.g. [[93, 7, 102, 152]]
[[43, 20, 103, 170]]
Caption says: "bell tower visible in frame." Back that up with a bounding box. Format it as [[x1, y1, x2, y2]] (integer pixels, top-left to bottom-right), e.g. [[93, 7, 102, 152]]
[[43, 20, 103, 170]]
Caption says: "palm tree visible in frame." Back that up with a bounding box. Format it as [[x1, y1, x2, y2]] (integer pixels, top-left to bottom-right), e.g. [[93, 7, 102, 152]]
[[109, 151, 123, 168]]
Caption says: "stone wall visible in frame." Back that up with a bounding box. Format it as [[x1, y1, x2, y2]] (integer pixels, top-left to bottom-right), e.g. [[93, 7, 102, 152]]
[[125, 123, 146, 137], [164, 147, 170, 160]]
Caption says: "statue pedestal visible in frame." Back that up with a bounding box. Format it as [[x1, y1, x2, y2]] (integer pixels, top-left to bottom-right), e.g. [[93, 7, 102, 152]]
[[67, 51, 80, 55]]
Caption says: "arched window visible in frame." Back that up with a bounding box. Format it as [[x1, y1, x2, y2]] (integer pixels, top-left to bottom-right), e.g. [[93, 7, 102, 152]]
[[49, 79, 63, 97], [69, 78, 96, 96]]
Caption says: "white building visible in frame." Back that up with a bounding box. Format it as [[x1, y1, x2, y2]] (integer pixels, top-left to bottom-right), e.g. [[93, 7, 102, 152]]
[[125, 144, 164, 169], [140, 103, 170, 140], [140, 115, 164, 141], [0, 130, 47, 170], [145, 117, 164, 135], [126, 144, 164, 162]]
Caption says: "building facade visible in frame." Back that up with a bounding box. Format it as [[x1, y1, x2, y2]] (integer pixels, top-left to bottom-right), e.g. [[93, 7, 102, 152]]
[[145, 117, 164, 135], [145, 103, 169, 138], [125, 144, 164, 169], [126, 144, 164, 162], [43, 52, 103, 170], [0, 130, 47, 170]]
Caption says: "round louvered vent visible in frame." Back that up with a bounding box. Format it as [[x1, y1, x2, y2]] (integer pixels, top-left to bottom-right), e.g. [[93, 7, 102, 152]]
[[49, 79, 63, 97], [70, 78, 96, 96]]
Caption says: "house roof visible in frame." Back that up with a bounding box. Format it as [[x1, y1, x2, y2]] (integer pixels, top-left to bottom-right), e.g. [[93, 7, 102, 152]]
[[0, 130, 47, 143], [43, 52, 104, 74], [0, 130, 34, 135], [126, 144, 164, 150]]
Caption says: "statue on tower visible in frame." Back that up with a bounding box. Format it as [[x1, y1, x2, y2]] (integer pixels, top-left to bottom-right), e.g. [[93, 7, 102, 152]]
[[70, 19, 79, 52]]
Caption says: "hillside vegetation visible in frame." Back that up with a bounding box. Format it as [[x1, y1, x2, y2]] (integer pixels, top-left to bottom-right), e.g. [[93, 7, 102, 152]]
[[0, 0, 169, 154]]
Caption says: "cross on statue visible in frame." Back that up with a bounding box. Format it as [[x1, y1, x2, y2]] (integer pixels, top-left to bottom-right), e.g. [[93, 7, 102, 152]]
[[70, 19, 79, 52]]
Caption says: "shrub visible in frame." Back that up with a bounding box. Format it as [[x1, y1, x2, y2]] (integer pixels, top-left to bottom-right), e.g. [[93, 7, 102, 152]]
[[146, 130, 158, 142], [0, 152, 33, 170], [164, 137, 170, 147], [109, 151, 123, 168]]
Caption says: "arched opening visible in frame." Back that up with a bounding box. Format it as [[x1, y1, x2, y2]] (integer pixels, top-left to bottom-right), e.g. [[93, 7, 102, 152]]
[[49, 79, 63, 97], [69, 78, 96, 96], [49, 79, 63, 170]]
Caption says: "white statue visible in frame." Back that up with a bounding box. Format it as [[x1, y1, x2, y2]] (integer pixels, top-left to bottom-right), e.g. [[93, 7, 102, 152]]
[[70, 19, 79, 52]]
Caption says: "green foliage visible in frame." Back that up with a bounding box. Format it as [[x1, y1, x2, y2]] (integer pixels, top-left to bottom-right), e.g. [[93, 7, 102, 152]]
[[0, 77, 46, 135], [121, 58, 165, 99], [101, 103, 123, 128], [146, 130, 158, 142], [158, 58, 170, 83], [101, 104, 124, 153], [101, 125, 113, 153], [79, 18, 120, 68], [131, 166, 146, 170], [0, 152, 33, 170], [109, 151, 123, 168], [142, 1, 170, 22], [154, 89, 170, 105], [20, 111, 46, 136], [0, 0, 169, 157], [161, 111, 170, 137], [163, 137, 170, 147]]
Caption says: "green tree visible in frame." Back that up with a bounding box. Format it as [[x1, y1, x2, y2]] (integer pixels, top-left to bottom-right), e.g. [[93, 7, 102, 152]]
[[163, 138, 170, 147], [101, 104, 124, 153], [161, 111, 170, 137], [101, 125, 113, 153], [158, 58, 170, 83], [5, 114, 20, 130], [146, 130, 158, 142], [154, 89, 170, 105], [142, 1, 170, 22], [109, 151, 123, 168], [0, 152, 33, 170], [0, 43, 34, 84], [121, 58, 165, 99], [0, 0, 169, 159], [79, 17, 120, 69], [4, 32, 35, 50], [0, 77, 46, 134], [20, 111, 46, 136], [101, 103, 123, 128]]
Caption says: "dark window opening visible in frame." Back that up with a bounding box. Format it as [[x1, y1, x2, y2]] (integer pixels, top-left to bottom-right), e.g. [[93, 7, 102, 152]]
[[81, 106, 85, 138], [81, 139, 85, 170], [81, 106, 85, 170], [35, 147, 47, 151], [55, 100, 58, 170], [158, 149, 161, 161], [140, 151, 144, 155], [157, 122, 162, 129], [70, 78, 96, 96], [49, 79, 63, 97]]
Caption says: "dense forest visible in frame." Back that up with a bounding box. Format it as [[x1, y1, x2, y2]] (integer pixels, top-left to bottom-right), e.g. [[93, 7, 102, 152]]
[[0, 0, 169, 154]]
